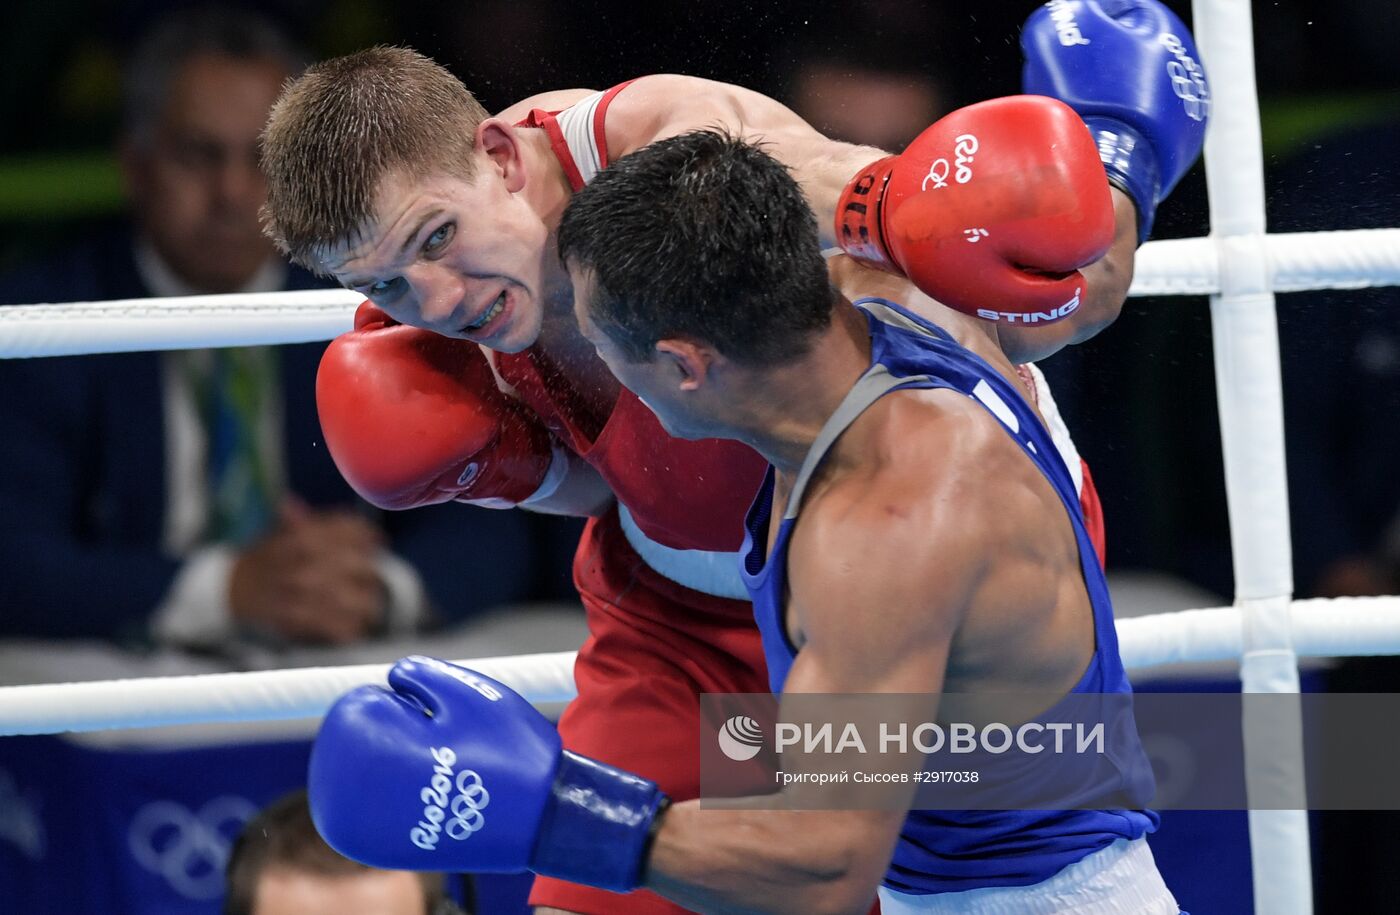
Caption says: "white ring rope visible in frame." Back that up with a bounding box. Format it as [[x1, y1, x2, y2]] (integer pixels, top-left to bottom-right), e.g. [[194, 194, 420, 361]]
[[1, 230, 1398, 359], [0, 288, 361, 358], [0, 598, 1397, 738], [1134, 228, 1400, 297], [0, 651, 578, 737], [1116, 596, 1400, 668]]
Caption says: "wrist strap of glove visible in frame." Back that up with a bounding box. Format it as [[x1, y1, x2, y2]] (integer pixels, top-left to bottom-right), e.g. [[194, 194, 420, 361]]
[[835, 155, 899, 271], [530, 750, 669, 893], [1083, 116, 1161, 244], [518, 437, 571, 508]]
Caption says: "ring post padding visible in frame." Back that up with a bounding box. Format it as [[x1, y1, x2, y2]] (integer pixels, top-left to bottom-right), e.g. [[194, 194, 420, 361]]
[[1193, 0, 1312, 911]]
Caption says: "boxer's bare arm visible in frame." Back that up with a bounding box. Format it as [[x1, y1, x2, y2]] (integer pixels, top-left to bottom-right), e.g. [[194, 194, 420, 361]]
[[602, 75, 882, 250], [603, 75, 1137, 363], [995, 190, 1138, 364], [643, 413, 985, 914]]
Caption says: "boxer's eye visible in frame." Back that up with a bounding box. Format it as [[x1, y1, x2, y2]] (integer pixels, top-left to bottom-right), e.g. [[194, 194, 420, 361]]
[[366, 277, 404, 299], [423, 222, 455, 256]]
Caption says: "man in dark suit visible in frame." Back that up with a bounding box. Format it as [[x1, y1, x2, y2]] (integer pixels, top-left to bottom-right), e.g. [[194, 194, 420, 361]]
[[0, 7, 569, 645]]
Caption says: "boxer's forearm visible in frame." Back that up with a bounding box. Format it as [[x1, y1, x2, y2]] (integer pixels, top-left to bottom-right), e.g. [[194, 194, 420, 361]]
[[602, 74, 885, 252], [644, 800, 897, 914], [801, 142, 889, 250], [996, 190, 1138, 365]]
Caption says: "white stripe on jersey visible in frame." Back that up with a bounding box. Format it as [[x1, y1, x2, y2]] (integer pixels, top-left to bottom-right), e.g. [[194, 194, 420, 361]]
[[618, 504, 750, 600], [1022, 362, 1084, 495], [556, 90, 607, 185]]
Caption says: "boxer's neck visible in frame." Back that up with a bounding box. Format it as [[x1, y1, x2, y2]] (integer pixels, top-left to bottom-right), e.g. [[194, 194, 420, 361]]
[[516, 126, 577, 235], [733, 299, 871, 476]]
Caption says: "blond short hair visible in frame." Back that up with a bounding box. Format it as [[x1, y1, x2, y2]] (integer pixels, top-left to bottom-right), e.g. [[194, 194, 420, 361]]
[[260, 46, 489, 270]]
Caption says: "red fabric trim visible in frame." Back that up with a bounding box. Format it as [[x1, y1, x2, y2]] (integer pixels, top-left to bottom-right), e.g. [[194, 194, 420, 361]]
[[1079, 458, 1108, 570], [592, 79, 639, 168], [518, 107, 586, 193]]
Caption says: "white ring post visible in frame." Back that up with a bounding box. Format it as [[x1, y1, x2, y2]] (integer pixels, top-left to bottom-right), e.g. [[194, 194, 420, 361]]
[[1192, 1, 1312, 911]]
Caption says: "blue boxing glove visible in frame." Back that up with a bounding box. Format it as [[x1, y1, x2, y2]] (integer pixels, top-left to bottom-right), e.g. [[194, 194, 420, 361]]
[[1021, 0, 1209, 241], [309, 656, 668, 892]]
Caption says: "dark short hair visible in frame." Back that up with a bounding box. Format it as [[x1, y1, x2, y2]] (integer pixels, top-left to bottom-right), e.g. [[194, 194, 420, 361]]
[[557, 130, 833, 365], [224, 790, 450, 915]]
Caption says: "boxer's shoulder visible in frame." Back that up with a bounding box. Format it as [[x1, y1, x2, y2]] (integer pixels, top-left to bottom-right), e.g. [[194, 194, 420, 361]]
[[601, 74, 753, 157], [497, 87, 598, 125], [798, 394, 1006, 546], [783, 444, 979, 659], [837, 389, 1039, 536]]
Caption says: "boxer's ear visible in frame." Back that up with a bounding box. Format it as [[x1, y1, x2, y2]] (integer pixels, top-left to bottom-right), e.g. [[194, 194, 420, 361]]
[[655, 339, 714, 392], [475, 118, 526, 193]]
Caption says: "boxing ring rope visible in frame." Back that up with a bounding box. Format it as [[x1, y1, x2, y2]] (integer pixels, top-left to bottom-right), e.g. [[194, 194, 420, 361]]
[[0, 3, 1392, 910], [0, 651, 580, 737], [3, 597, 1400, 739], [2, 229, 1399, 359]]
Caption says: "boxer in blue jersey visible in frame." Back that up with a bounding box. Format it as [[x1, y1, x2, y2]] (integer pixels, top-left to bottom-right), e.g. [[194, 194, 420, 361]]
[[303, 3, 1206, 908], [559, 131, 1177, 914]]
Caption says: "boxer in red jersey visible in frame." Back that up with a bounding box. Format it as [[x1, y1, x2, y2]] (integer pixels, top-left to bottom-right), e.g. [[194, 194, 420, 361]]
[[259, 37, 1172, 912]]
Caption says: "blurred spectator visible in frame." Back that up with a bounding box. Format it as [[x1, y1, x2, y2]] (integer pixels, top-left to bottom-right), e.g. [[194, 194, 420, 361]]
[[225, 789, 469, 915], [0, 5, 574, 645], [402, 0, 570, 113], [1273, 117, 1400, 599], [785, 55, 946, 152], [777, 12, 952, 154]]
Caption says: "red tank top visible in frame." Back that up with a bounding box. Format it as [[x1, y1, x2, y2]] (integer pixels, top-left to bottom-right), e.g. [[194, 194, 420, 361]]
[[500, 82, 767, 569]]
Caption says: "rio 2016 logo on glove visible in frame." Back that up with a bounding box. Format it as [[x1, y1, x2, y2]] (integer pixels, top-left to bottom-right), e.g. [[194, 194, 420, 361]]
[[410, 746, 492, 851], [921, 135, 979, 192]]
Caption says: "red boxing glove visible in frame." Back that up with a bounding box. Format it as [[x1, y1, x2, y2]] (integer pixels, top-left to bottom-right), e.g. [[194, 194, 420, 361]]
[[317, 302, 557, 510], [836, 95, 1114, 325]]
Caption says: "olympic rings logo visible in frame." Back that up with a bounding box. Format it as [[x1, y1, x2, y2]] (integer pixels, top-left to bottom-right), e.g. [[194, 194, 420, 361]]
[[412, 746, 491, 851], [1161, 33, 1210, 122], [444, 770, 491, 840], [127, 796, 258, 900]]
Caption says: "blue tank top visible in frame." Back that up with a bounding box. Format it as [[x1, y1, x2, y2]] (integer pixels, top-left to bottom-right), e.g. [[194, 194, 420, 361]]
[[739, 298, 1158, 895]]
